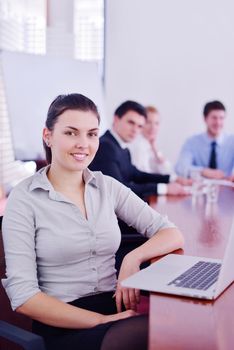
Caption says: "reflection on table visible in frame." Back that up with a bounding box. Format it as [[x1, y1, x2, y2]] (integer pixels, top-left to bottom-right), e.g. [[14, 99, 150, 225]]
[[148, 186, 234, 350]]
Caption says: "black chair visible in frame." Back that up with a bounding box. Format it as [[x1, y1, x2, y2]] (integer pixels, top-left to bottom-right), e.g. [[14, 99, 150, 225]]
[[0, 226, 45, 350], [115, 219, 148, 274], [0, 320, 45, 350]]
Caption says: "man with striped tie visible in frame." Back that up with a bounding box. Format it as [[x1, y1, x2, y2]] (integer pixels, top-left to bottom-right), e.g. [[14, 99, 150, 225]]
[[175, 100, 234, 179]]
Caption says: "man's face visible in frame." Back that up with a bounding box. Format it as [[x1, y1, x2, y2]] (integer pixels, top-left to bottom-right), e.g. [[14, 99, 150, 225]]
[[205, 109, 226, 138], [113, 110, 145, 143]]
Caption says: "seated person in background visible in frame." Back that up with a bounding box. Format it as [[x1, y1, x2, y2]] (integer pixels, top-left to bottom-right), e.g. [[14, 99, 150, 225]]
[[128, 105, 173, 175], [0, 185, 5, 200], [1, 160, 36, 195], [175, 100, 234, 179], [2, 93, 184, 350], [89, 100, 190, 198]]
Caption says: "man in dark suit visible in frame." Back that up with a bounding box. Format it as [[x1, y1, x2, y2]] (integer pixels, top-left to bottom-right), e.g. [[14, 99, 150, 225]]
[[89, 100, 189, 198]]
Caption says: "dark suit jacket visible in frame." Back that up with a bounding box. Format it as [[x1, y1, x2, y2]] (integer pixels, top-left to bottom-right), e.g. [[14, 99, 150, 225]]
[[89, 130, 170, 198]]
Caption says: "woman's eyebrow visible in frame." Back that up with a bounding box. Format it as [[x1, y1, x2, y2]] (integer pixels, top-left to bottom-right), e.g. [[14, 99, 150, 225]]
[[65, 126, 78, 131], [88, 128, 99, 131], [65, 126, 99, 131]]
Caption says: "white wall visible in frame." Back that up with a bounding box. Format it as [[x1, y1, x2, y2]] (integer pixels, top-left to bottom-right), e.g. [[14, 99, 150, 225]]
[[105, 0, 234, 164], [2, 52, 104, 160]]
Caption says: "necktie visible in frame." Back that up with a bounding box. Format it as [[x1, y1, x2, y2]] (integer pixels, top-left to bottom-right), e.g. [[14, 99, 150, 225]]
[[209, 141, 217, 169], [124, 147, 131, 161]]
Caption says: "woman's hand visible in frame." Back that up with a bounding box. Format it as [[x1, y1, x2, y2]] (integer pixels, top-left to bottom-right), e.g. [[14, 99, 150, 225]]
[[115, 254, 141, 313], [102, 309, 138, 324], [150, 143, 165, 164]]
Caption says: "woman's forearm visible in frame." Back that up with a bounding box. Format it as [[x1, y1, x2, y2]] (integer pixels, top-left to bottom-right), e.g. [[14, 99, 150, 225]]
[[17, 292, 105, 329], [17, 291, 136, 328], [115, 228, 184, 312], [125, 227, 184, 265]]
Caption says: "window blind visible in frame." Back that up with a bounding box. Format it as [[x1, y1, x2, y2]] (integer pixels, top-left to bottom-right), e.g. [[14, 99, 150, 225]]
[[74, 0, 104, 62], [0, 0, 46, 191]]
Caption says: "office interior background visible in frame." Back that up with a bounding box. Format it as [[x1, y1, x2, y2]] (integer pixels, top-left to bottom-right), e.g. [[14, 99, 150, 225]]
[[0, 0, 234, 191]]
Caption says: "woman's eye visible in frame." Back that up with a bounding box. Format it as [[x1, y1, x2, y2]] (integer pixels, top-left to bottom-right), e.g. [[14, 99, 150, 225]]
[[88, 132, 98, 137], [65, 131, 76, 136]]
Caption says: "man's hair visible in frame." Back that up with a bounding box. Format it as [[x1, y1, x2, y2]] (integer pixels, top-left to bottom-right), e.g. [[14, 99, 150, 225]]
[[203, 100, 226, 118], [114, 100, 147, 119]]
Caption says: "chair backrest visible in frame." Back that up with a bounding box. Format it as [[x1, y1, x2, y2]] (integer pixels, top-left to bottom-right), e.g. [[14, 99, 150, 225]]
[[0, 320, 45, 350], [0, 228, 37, 349]]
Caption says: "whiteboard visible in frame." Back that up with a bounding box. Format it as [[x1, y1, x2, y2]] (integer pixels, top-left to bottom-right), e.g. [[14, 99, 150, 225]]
[[1, 51, 105, 160]]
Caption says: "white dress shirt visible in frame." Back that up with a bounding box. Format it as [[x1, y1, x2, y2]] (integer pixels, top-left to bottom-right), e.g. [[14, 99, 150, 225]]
[[128, 134, 173, 175]]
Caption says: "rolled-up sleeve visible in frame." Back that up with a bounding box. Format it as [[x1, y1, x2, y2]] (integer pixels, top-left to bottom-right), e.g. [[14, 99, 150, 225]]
[[108, 176, 176, 237], [1, 187, 40, 310]]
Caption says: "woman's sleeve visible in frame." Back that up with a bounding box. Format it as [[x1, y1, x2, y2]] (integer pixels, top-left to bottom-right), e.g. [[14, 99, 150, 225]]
[[108, 177, 176, 238], [1, 187, 40, 310]]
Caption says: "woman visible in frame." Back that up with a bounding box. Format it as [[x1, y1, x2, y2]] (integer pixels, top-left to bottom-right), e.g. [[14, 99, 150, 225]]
[[129, 106, 173, 174], [2, 94, 184, 350]]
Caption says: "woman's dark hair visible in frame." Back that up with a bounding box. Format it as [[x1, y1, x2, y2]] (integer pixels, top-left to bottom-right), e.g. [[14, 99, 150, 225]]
[[43, 93, 100, 164]]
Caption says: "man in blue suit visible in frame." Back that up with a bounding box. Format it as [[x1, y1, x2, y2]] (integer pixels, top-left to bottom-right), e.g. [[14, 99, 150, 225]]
[[89, 101, 189, 199]]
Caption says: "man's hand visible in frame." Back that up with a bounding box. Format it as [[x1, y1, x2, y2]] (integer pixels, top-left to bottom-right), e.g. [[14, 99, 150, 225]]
[[226, 174, 234, 182], [167, 182, 190, 195], [201, 168, 225, 179], [176, 176, 193, 186]]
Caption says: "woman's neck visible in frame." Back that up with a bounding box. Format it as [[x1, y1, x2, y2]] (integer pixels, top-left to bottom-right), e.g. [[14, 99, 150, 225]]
[[47, 164, 84, 192]]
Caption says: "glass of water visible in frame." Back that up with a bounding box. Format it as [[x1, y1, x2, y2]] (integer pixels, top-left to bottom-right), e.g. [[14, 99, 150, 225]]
[[206, 183, 219, 203], [190, 169, 203, 196]]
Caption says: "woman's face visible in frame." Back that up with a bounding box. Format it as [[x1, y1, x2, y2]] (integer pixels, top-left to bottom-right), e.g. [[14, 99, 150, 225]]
[[142, 111, 160, 142], [43, 109, 99, 173]]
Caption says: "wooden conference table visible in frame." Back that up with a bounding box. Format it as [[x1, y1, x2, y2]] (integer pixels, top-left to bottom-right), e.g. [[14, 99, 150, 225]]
[[148, 186, 234, 350]]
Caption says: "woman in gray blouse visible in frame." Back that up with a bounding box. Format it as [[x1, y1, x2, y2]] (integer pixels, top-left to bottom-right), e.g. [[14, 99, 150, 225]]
[[2, 94, 184, 350]]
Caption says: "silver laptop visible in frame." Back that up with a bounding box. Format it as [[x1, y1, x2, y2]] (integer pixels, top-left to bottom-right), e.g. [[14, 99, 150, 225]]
[[121, 220, 234, 300]]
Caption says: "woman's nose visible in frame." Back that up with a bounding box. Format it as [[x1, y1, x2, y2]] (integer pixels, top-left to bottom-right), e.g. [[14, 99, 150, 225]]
[[74, 135, 89, 148]]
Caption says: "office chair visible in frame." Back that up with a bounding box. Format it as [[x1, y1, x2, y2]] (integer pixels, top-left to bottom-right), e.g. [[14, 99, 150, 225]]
[[0, 320, 45, 350], [115, 219, 148, 274], [0, 225, 45, 350]]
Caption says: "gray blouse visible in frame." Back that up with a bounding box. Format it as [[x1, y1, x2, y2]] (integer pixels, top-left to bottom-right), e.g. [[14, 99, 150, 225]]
[[2, 166, 175, 310]]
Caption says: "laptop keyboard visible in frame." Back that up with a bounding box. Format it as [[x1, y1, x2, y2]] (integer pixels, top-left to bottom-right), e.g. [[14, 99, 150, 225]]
[[168, 261, 221, 291]]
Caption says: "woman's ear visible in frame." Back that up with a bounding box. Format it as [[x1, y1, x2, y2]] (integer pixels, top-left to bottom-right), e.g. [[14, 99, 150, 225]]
[[43, 128, 51, 147]]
